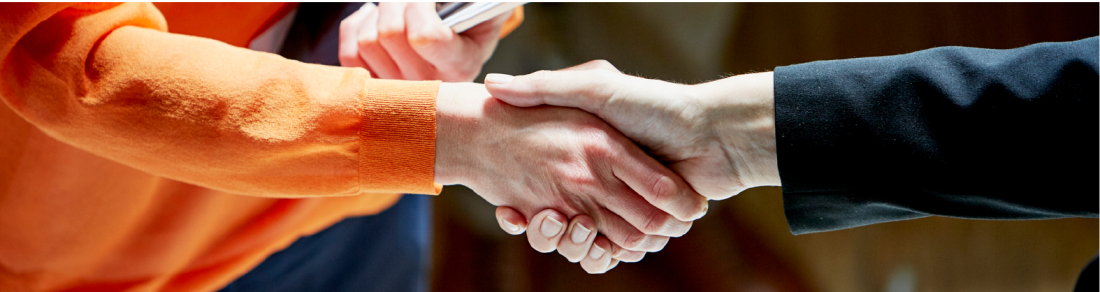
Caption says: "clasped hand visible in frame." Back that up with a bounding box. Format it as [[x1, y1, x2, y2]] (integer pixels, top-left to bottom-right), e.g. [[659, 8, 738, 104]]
[[338, 3, 778, 274], [482, 61, 781, 273]]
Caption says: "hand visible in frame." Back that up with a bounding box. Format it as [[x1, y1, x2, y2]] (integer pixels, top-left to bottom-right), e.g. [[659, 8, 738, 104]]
[[484, 61, 780, 273], [485, 60, 781, 201], [496, 208, 647, 274], [434, 82, 709, 256], [339, 3, 508, 82]]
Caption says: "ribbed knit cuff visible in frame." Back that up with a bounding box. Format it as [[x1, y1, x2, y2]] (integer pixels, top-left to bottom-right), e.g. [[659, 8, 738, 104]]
[[359, 79, 442, 195]]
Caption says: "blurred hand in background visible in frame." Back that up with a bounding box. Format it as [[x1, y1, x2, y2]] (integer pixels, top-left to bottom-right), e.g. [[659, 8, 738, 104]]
[[338, 2, 510, 82]]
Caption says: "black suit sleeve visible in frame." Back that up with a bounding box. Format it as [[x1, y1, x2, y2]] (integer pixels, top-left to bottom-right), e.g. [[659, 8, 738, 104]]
[[773, 37, 1099, 235]]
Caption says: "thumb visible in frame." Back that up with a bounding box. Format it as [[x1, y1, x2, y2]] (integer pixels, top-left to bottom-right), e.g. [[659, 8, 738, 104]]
[[484, 69, 620, 114]]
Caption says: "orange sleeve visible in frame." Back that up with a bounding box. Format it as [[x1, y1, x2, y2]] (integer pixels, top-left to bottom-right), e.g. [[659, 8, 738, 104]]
[[0, 3, 441, 196]]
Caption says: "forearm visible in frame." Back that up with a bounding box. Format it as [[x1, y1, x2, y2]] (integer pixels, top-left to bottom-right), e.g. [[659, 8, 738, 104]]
[[1, 3, 441, 196], [84, 27, 368, 196]]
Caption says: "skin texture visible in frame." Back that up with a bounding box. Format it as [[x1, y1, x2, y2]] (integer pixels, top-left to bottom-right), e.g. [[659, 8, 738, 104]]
[[338, 8, 709, 272], [434, 82, 707, 254], [338, 3, 509, 82], [485, 60, 781, 273]]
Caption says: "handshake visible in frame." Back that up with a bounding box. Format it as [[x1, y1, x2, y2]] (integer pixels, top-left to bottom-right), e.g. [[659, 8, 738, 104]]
[[335, 2, 1093, 276], [434, 61, 781, 274], [338, 3, 780, 274], [3, 2, 1092, 290]]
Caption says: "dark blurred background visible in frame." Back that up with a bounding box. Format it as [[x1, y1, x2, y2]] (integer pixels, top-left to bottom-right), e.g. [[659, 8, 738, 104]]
[[431, 3, 1099, 292]]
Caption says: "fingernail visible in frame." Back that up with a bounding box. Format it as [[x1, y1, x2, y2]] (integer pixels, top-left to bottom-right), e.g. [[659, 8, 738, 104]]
[[588, 244, 606, 259], [696, 202, 709, 220], [540, 216, 563, 237], [570, 223, 591, 244], [485, 73, 515, 84], [502, 218, 521, 233]]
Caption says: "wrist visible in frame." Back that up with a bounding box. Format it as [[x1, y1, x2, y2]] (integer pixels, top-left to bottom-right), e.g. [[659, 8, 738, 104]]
[[696, 72, 781, 187], [434, 82, 493, 185]]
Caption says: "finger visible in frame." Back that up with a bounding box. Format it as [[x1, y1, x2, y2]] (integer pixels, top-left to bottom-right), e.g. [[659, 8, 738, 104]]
[[495, 206, 528, 235], [608, 241, 646, 263], [412, 4, 509, 81], [526, 209, 568, 253], [598, 180, 693, 237], [484, 69, 621, 112], [338, 5, 369, 69], [377, 2, 437, 80], [607, 259, 621, 271], [356, 4, 401, 79], [460, 7, 512, 44], [404, 2, 473, 80], [592, 206, 670, 252], [556, 215, 597, 263], [558, 60, 622, 73], [611, 139, 709, 222], [579, 236, 614, 274]]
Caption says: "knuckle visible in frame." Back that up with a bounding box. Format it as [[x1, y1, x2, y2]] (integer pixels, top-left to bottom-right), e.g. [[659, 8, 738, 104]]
[[649, 176, 675, 207], [612, 246, 643, 262], [358, 33, 379, 46], [526, 70, 555, 89], [620, 231, 648, 251], [408, 28, 450, 47], [405, 30, 428, 44], [610, 246, 640, 262], [376, 24, 404, 40], [609, 245, 626, 258], [640, 212, 673, 235], [556, 165, 596, 188], [580, 142, 613, 161]]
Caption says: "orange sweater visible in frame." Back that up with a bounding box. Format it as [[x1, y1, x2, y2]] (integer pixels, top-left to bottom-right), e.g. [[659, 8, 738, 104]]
[[0, 3, 520, 291]]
